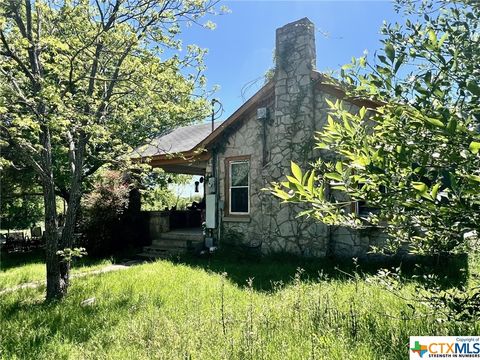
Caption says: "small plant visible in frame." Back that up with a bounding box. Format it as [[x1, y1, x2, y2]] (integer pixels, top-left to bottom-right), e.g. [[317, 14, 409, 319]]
[[56, 247, 87, 263]]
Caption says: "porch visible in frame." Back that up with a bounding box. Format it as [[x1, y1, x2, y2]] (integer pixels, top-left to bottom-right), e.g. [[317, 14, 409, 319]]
[[131, 122, 220, 258]]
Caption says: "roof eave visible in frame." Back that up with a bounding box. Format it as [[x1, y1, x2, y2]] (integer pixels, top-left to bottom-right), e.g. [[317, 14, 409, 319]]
[[195, 80, 275, 151]]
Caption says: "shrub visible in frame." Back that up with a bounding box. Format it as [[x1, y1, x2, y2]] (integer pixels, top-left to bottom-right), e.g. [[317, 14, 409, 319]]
[[80, 171, 130, 256]]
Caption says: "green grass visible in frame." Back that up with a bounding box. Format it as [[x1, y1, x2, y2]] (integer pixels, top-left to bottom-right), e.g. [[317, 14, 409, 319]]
[[1, 252, 479, 359], [0, 250, 113, 291]]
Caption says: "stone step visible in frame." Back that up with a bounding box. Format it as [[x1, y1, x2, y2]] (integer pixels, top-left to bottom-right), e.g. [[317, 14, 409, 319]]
[[151, 238, 203, 248], [137, 252, 170, 259], [140, 241, 203, 258], [140, 246, 185, 258], [158, 230, 203, 242], [144, 245, 185, 253]]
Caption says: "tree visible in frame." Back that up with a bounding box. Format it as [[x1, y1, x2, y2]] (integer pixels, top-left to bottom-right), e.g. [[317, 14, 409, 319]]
[[271, 0, 480, 257], [0, 0, 222, 300]]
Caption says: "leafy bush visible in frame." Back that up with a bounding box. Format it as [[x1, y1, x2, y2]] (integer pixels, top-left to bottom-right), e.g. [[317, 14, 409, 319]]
[[80, 171, 130, 256]]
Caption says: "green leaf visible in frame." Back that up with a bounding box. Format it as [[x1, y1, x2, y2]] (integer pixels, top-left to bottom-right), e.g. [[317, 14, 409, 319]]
[[438, 32, 449, 47], [469, 141, 480, 154], [318, 185, 325, 200], [325, 172, 343, 182], [280, 181, 291, 189], [466, 81, 480, 96], [446, 118, 458, 133], [394, 54, 405, 74], [467, 175, 480, 183], [378, 55, 388, 65], [307, 171, 315, 192], [412, 181, 428, 194], [359, 56, 366, 67], [359, 106, 366, 119], [316, 142, 329, 150], [425, 116, 445, 128], [274, 190, 292, 201], [335, 161, 343, 173], [385, 43, 395, 63], [325, 98, 335, 109], [291, 162, 302, 181], [428, 29, 437, 46], [286, 176, 300, 185], [431, 183, 441, 200]]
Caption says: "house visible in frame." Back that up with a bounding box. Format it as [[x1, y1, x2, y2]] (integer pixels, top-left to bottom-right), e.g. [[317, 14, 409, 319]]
[[133, 18, 383, 258]]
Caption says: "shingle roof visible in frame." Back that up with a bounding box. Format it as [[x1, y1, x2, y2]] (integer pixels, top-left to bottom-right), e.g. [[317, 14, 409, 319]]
[[132, 122, 222, 158]]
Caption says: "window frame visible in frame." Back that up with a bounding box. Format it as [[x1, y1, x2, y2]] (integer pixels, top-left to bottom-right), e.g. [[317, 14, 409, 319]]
[[225, 156, 250, 216]]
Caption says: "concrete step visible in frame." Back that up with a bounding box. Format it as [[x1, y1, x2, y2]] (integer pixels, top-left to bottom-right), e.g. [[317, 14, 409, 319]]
[[140, 241, 203, 259], [144, 245, 185, 253], [140, 246, 184, 258], [151, 238, 203, 248], [158, 230, 203, 242], [137, 252, 170, 259]]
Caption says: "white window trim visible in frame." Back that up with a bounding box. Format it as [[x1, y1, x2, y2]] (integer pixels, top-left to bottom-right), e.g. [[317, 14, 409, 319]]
[[229, 160, 250, 215]]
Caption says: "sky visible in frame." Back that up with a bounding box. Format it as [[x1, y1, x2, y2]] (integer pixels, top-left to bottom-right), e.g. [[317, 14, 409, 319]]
[[180, 0, 404, 119]]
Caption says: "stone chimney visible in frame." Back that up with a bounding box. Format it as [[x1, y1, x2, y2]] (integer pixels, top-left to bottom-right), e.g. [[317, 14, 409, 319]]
[[258, 18, 328, 257], [275, 17, 316, 80], [269, 18, 316, 179]]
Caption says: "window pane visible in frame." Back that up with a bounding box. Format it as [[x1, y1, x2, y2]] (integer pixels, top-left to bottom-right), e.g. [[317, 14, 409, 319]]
[[231, 162, 249, 186], [231, 188, 248, 213]]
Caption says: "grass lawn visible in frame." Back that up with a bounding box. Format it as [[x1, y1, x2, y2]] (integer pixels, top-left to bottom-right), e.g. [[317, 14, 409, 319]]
[[0, 250, 113, 291], [1, 251, 479, 359]]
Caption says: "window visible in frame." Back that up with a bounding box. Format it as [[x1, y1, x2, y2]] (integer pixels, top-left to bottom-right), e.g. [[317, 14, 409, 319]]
[[228, 159, 249, 215]]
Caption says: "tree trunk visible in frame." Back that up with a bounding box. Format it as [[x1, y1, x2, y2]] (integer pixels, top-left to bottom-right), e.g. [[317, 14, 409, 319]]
[[43, 178, 62, 300], [40, 126, 64, 301], [59, 135, 87, 290]]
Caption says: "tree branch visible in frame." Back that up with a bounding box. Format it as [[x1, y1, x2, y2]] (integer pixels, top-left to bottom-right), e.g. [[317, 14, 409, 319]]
[[0, 30, 36, 84]]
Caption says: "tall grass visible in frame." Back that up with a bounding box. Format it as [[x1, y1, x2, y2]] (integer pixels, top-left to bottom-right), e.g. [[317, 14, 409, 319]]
[[1, 254, 479, 359]]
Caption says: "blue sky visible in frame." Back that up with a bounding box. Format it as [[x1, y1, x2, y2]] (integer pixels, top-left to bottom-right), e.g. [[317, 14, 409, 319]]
[[180, 0, 403, 119]]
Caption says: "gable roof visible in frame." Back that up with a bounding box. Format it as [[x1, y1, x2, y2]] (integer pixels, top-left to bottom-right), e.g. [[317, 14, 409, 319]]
[[133, 71, 383, 164], [133, 80, 275, 163], [132, 121, 221, 159], [195, 73, 382, 152], [196, 80, 275, 151]]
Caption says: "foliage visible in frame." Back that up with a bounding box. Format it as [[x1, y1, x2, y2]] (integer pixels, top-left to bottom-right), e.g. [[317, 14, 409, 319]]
[[56, 247, 87, 263], [140, 171, 193, 211], [372, 261, 480, 322], [271, 0, 480, 256], [80, 170, 130, 256], [141, 187, 177, 211], [1, 255, 480, 359], [0, 149, 43, 230]]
